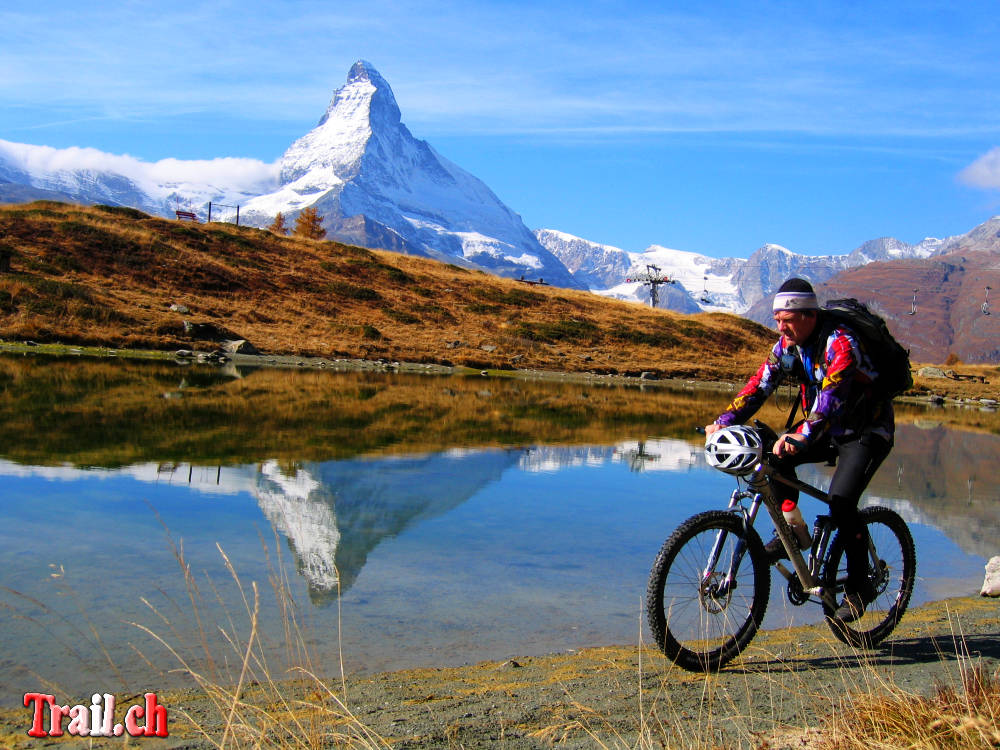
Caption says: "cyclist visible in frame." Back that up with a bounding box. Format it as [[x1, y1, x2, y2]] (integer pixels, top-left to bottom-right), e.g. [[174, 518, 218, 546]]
[[704, 278, 894, 622]]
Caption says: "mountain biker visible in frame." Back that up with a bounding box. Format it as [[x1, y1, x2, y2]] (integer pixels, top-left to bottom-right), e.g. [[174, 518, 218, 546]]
[[704, 277, 894, 622]]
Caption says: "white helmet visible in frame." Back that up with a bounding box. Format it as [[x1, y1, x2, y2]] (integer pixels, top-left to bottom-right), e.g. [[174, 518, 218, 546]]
[[705, 425, 763, 475]]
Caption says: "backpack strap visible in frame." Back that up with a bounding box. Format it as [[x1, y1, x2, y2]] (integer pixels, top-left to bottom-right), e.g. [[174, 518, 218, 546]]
[[784, 392, 800, 431]]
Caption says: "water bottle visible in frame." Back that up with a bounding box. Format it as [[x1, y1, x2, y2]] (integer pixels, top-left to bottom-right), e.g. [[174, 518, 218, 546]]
[[781, 499, 812, 549]]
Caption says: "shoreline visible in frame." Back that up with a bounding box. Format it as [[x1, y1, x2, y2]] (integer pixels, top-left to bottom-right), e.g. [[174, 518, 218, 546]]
[[1, 339, 992, 410]]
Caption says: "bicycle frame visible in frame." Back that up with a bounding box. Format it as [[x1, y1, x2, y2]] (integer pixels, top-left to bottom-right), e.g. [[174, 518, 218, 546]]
[[718, 458, 839, 610]]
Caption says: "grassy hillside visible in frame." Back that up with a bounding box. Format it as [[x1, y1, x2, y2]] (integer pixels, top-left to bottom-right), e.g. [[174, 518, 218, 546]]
[[0, 201, 774, 382]]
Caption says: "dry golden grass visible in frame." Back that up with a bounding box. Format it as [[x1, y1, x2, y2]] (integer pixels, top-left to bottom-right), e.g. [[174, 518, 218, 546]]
[[0, 201, 773, 382], [130, 532, 392, 749], [810, 665, 1000, 749]]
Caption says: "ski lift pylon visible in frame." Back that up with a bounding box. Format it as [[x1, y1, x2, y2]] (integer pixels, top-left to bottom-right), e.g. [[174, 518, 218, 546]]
[[626, 264, 674, 307]]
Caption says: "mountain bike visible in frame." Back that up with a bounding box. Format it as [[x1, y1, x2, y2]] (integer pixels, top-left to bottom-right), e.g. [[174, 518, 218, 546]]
[[645, 421, 915, 672]]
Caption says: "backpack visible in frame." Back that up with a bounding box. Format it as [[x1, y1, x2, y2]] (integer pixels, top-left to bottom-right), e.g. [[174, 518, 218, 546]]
[[821, 298, 913, 400]]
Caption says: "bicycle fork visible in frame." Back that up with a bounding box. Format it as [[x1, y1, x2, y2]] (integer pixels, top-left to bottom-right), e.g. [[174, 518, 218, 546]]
[[712, 487, 837, 610], [700, 488, 761, 599]]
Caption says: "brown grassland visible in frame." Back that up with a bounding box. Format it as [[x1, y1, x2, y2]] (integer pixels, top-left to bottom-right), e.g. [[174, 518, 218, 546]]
[[2, 201, 997, 409], [0, 201, 774, 382]]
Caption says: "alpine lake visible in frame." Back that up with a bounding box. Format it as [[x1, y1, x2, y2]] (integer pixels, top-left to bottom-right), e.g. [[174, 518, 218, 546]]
[[0, 353, 996, 706]]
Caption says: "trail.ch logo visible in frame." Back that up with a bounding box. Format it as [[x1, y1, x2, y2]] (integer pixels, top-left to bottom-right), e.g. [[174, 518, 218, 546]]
[[23, 692, 168, 738]]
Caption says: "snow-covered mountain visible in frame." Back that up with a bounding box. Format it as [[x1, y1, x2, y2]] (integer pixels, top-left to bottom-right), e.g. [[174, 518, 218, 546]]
[[3, 57, 996, 302], [536, 226, 950, 322], [0, 61, 578, 288], [237, 61, 579, 286], [0, 139, 279, 218]]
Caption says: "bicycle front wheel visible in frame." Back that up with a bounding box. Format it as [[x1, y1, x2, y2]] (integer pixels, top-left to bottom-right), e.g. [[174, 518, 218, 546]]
[[822, 506, 915, 648], [645, 510, 770, 672]]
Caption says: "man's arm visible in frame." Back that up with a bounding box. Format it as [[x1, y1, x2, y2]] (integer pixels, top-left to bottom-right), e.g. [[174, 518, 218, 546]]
[[710, 342, 784, 431]]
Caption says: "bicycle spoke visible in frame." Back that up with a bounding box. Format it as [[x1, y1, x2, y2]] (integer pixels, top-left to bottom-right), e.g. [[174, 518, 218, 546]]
[[647, 511, 769, 671]]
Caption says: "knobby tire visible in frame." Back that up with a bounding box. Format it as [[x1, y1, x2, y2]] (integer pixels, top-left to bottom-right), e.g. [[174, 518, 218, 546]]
[[822, 506, 916, 648], [646, 510, 769, 672]]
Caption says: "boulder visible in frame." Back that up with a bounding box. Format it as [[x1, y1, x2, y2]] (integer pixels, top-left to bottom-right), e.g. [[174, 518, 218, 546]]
[[182, 320, 242, 343], [917, 366, 948, 379], [221, 339, 259, 355], [980, 556, 1000, 597]]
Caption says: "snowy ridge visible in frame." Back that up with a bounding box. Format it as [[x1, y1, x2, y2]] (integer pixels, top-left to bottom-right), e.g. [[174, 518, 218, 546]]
[[0, 62, 578, 287], [535, 227, 954, 318], [0, 138, 278, 217]]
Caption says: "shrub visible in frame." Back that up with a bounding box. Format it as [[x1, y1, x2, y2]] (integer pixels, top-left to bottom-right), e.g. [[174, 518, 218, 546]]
[[326, 281, 381, 301], [386, 309, 421, 324], [94, 205, 149, 221], [609, 324, 679, 348], [516, 318, 600, 344]]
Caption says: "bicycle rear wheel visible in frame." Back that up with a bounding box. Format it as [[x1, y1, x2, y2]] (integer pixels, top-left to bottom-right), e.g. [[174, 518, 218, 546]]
[[645, 510, 770, 672], [822, 506, 915, 648]]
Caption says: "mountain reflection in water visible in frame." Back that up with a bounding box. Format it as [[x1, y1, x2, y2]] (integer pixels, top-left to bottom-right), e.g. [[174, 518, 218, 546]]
[[5, 424, 991, 608], [258, 425, 1000, 599], [257, 450, 525, 602]]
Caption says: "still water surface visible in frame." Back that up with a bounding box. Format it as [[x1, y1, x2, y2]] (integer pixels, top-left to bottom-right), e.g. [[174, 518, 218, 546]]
[[0, 356, 995, 704]]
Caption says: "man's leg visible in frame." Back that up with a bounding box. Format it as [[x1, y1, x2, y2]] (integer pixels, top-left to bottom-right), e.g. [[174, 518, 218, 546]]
[[828, 433, 892, 598], [763, 441, 836, 560]]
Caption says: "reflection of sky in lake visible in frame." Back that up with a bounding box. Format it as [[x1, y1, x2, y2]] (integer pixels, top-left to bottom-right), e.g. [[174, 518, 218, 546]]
[[0, 425, 994, 704]]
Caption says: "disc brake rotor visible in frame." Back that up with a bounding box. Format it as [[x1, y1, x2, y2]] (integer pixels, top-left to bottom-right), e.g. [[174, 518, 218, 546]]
[[699, 572, 733, 613]]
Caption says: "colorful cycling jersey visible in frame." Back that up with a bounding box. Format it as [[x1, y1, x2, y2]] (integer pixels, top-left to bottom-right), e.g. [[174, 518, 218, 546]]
[[716, 322, 894, 444]]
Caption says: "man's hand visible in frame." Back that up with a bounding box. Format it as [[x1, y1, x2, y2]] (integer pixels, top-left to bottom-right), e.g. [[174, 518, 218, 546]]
[[773, 433, 806, 457], [704, 423, 722, 437]]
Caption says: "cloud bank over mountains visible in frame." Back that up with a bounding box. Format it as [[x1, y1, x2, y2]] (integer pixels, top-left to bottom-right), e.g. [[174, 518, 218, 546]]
[[0, 139, 278, 202]]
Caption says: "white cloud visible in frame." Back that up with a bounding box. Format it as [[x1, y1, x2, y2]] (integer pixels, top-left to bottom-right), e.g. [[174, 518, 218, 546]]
[[958, 147, 1000, 190], [0, 139, 279, 193]]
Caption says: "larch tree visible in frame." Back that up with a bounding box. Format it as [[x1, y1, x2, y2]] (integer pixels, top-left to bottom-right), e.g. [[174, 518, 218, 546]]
[[293, 207, 327, 240], [268, 212, 288, 235]]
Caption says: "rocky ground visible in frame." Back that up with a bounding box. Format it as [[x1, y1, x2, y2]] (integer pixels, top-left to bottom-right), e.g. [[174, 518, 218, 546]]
[[1, 596, 997, 749]]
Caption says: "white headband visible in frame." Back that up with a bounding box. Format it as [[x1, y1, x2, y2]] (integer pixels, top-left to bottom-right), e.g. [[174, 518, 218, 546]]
[[772, 291, 818, 312]]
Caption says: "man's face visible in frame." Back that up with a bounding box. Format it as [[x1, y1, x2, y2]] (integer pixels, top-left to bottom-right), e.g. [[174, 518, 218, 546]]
[[773, 310, 816, 346]]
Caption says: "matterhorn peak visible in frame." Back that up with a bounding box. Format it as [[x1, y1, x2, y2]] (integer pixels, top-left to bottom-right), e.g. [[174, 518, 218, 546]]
[[346, 59, 386, 86], [280, 61, 401, 184], [317, 59, 401, 129], [236, 61, 580, 288]]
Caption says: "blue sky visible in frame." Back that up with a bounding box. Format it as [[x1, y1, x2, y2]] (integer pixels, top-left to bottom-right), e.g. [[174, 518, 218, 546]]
[[3, 0, 1000, 257]]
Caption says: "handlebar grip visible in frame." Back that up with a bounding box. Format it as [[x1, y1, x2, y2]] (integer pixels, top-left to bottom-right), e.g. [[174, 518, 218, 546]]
[[694, 426, 706, 435]]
